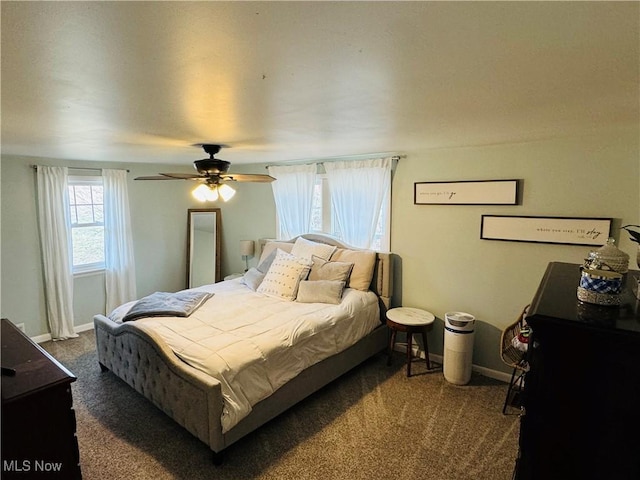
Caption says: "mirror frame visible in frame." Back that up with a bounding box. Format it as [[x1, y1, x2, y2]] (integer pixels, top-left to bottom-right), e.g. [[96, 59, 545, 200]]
[[186, 208, 222, 288]]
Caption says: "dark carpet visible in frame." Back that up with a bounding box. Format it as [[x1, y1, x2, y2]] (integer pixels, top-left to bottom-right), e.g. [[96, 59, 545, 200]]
[[42, 330, 519, 480]]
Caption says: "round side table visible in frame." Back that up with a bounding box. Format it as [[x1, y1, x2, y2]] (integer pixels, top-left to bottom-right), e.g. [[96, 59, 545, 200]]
[[386, 307, 435, 377]]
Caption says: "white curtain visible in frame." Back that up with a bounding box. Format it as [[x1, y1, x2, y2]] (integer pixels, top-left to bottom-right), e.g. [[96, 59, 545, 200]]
[[268, 163, 317, 239], [324, 157, 392, 249], [102, 169, 137, 313], [36, 166, 78, 340]]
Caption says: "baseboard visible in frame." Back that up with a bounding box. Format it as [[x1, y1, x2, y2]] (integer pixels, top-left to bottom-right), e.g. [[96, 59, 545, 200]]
[[31, 321, 95, 344], [393, 344, 513, 384]]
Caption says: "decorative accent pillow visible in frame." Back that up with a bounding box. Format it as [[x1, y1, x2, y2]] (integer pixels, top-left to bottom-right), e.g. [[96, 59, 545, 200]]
[[308, 255, 354, 283], [256, 249, 277, 274], [290, 237, 337, 261], [330, 248, 377, 291], [257, 249, 313, 301], [241, 267, 266, 291], [296, 280, 346, 304], [258, 241, 294, 264]]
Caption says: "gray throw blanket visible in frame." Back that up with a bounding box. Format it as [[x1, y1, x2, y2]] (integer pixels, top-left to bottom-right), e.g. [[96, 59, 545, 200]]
[[122, 291, 213, 322]]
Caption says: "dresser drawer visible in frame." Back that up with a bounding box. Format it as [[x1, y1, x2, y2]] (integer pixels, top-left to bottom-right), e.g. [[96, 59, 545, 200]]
[[1, 319, 82, 479]]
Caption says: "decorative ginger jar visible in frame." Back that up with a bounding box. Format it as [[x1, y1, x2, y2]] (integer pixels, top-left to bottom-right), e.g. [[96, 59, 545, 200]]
[[586, 238, 629, 275], [578, 238, 628, 307]]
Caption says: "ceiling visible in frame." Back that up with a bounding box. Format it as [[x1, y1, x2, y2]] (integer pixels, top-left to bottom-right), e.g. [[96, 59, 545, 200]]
[[1, 1, 638, 166]]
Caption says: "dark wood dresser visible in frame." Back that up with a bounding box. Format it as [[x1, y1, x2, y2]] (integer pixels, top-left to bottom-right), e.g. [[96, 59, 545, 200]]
[[516, 262, 640, 480], [1, 318, 82, 479]]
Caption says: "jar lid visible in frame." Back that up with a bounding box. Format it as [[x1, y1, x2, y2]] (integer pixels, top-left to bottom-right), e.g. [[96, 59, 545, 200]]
[[586, 238, 629, 274]]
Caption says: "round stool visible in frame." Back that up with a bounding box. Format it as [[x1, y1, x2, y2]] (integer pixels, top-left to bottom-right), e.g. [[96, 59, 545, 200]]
[[386, 307, 435, 377]]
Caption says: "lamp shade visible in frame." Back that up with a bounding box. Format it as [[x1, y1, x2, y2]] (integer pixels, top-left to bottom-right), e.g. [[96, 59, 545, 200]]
[[191, 183, 236, 202], [218, 183, 236, 201], [240, 240, 255, 257], [192, 184, 218, 202]]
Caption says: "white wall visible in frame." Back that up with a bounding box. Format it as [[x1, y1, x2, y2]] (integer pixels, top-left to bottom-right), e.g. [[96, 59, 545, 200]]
[[1, 156, 202, 336], [1, 126, 638, 374], [392, 127, 639, 371], [0, 155, 277, 338]]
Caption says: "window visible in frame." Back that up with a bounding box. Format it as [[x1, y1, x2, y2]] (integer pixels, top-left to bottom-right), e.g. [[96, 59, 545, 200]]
[[309, 174, 390, 251], [271, 158, 392, 250], [68, 176, 105, 273], [310, 175, 335, 235]]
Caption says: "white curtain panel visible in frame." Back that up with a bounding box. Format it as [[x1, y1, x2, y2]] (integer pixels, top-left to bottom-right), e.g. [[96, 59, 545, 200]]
[[324, 157, 392, 249], [102, 169, 137, 313], [36, 166, 78, 340], [268, 163, 317, 240]]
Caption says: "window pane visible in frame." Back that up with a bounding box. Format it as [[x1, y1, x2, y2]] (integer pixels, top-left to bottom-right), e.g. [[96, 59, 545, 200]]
[[72, 226, 105, 266], [91, 185, 103, 204], [94, 205, 104, 223], [69, 205, 78, 224], [76, 205, 95, 224], [310, 180, 322, 232], [74, 185, 93, 205]]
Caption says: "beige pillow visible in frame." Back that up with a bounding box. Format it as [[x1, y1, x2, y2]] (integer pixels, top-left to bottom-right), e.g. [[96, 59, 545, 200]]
[[257, 249, 312, 301], [290, 237, 337, 261], [296, 280, 346, 304], [330, 248, 377, 291], [259, 241, 294, 264], [308, 256, 354, 283]]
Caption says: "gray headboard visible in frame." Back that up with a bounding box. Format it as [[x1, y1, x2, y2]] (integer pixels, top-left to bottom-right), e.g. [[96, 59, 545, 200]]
[[261, 234, 393, 318]]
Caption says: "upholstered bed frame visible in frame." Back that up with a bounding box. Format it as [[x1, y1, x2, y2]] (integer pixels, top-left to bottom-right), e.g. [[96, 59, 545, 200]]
[[93, 235, 393, 462]]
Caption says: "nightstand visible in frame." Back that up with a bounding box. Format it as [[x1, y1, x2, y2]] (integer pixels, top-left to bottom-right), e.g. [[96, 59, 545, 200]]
[[386, 307, 435, 376]]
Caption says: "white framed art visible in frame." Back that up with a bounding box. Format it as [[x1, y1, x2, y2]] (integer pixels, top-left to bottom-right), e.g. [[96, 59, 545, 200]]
[[480, 215, 612, 246], [414, 179, 519, 205]]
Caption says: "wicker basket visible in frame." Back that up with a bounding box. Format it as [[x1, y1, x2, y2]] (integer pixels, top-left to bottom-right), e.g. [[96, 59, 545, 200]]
[[499, 305, 530, 414]]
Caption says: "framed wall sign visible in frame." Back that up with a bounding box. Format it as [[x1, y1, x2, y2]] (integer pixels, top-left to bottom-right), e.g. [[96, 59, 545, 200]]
[[414, 179, 519, 205], [480, 215, 612, 246]]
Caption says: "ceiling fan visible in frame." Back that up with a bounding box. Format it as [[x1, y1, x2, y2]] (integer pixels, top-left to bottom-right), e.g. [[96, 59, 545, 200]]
[[135, 144, 275, 202]]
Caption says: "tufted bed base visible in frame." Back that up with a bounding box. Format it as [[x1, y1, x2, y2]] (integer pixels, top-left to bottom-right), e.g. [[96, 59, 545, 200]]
[[94, 235, 394, 462], [94, 315, 388, 462]]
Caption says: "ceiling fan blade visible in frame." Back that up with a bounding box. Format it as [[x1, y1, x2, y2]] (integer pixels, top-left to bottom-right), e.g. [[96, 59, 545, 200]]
[[159, 173, 206, 180], [134, 175, 183, 180], [220, 173, 275, 183]]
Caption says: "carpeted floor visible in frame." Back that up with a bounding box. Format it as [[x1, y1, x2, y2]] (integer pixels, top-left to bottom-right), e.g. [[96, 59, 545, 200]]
[[42, 330, 519, 480]]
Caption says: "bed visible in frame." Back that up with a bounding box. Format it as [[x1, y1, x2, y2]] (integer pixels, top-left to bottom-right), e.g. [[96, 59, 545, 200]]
[[93, 234, 393, 462]]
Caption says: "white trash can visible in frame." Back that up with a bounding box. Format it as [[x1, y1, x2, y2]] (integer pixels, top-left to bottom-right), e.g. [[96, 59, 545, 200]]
[[443, 312, 475, 385]]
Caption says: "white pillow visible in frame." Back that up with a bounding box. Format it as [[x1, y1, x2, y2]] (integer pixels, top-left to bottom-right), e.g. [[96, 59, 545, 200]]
[[256, 249, 277, 274], [241, 267, 266, 291], [290, 237, 337, 261], [257, 249, 313, 301]]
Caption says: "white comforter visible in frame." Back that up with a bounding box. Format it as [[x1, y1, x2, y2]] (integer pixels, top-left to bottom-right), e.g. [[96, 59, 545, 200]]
[[109, 279, 380, 432]]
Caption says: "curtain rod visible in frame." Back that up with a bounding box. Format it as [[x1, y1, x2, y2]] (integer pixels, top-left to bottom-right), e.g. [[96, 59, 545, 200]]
[[265, 153, 403, 169], [31, 165, 130, 173]]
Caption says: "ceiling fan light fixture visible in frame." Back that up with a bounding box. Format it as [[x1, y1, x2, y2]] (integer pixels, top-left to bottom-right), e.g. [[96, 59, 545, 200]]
[[192, 183, 219, 202], [192, 183, 235, 202], [218, 183, 236, 201]]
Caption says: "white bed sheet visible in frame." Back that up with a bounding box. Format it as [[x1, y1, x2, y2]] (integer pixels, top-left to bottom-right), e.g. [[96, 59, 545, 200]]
[[109, 279, 380, 432]]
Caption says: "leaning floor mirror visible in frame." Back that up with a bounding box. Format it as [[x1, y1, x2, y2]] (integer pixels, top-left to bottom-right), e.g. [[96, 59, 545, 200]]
[[187, 208, 222, 288]]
